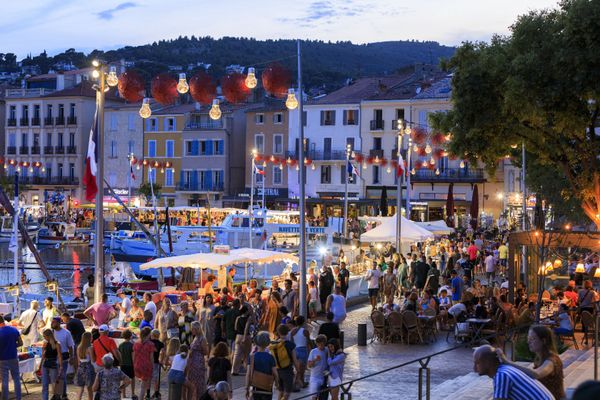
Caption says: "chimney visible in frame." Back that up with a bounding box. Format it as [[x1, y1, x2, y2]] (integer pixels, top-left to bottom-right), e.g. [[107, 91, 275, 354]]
[[56, 72, 65, 91]]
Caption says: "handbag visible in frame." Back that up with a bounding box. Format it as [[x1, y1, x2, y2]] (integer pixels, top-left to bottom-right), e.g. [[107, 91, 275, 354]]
[[21, 313, 37, 336], [250, 355, 274, 392], [93, 370, 103, 400], [97, 338, 119, 367]]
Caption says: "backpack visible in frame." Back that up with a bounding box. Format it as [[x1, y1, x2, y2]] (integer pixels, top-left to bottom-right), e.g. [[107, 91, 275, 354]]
[[269, 340, 292, 369]]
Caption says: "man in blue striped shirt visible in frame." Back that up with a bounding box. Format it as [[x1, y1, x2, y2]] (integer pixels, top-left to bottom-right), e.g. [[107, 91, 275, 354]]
[[473, 345, 555, 400]]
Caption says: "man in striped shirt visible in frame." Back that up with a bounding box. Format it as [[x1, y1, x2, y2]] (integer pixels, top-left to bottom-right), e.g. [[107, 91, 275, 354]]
[[473, 345, 555, 400]]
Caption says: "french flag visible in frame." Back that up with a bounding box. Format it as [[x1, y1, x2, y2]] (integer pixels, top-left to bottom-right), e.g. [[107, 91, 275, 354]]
[[347, 161, 360, 178], [83, 111, 98, 202], [253, 163, 265, 175]]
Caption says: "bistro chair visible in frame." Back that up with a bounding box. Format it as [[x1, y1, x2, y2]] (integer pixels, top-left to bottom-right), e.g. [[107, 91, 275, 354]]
[[401, 310, 423, 344], [371, 310, 387, 343], [580, 311, 596, 346], [387, 311, 404, 343]]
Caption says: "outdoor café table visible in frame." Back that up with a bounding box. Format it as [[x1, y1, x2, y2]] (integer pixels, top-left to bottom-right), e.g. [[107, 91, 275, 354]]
[[466, 318, 492, 343]]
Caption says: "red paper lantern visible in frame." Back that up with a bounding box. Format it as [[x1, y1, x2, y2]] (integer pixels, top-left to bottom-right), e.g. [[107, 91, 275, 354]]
[[221, 73, 250, 104], [380, 158, 388, 166], [367, 156, 374, 165], [255, 154, 263, 162], [432, 132, 446, 145], [305, 158, 312, 165], [412, 127, 427, 144], [117, 70, 145, 103], [433, 148, 445, 159], [189, 71, 217, 105], [261, 63, 292, 98], [417, 147, 427, 157], [355, 153, 364, 164], [391, 160, 398, 168], [151, 73, 178, 105]]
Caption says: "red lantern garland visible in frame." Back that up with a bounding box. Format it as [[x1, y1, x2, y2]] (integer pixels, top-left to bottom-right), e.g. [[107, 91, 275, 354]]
[[431, 132, 446, 146], [417, 147, 427, 157], [412, 127, 427, 144], [433, 148, 445, 159], [355, 153, 364, 164], [221, 73, 250, 103], [189, 71, 217, 105], [261, 63, 292, 98], [151, 73, 178, 105], [117, 70, 145, 103]]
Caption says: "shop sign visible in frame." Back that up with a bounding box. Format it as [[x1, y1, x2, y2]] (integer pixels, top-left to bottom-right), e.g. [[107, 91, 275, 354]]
[[239, 187, 288, 199], [277, 226, 326, 234]]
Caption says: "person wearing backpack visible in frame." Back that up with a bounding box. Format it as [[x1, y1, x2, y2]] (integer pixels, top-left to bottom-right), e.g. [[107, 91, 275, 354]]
[[245, 331, 279, 400], [270, 324, 298, 400]]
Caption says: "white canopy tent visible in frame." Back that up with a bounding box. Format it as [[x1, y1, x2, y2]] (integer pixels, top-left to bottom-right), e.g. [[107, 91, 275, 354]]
[[360, 215, 434, 244], [415, 220, 454, 235]]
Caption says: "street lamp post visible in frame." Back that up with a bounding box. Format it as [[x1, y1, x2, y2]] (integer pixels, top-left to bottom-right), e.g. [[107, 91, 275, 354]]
[[127, 152, 134, 208], [395, 120, 404, 253], [249, 149, 257, 249], [297, 39, 308, 318], [343, 144, 351, 240], [521, 142, 527, 280]]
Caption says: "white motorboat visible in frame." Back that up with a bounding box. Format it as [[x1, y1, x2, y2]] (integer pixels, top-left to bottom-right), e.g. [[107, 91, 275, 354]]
[[37, 221, 84, 245], [0, 215, 40, 243]]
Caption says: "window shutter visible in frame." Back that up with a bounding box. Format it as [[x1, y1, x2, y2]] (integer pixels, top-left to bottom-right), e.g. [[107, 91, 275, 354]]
[[320, 111, 325, 125], [206, 140, 213, 155], [302, 111, 307, 126], [343, 110, 348, 125], [331, 111, 336, 125], [192, 171, 199, 189], [218, 140, 224, 154], [179, 170, 184, 186]]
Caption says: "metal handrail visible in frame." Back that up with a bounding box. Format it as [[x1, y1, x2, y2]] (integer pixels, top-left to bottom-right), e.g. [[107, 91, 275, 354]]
[[294, 320, 540, 400]]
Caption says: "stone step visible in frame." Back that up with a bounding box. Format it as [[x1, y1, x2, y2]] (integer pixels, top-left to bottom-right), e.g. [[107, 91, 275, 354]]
[[563, 349, 597, 392], [430, 373, 483, 399], [448, 375, 493, 400], [559, 349, 586, 369], [562, 349, 595, 383]]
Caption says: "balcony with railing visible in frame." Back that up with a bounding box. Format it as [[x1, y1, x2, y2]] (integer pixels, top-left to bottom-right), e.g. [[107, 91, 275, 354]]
[[176, 181, 224, 192], [7, 118, 16, 127], [410, 168, 485, 183], [55, 116, 65, 125], [67, 146, 77, 154], [4, 88, 55, 98], [285, 150, 347, 161], [44, 117, 54, 126], [187, 120, 224, 130], [19, 146, 29, 155], [31, 117, 41, 126], [370, 119, 384, 131], [31, 146, 41, 155], [67, 116, 77, 125], [44, 146, 54, 154], [369, 149, 384, 158], [15, 176, 79, 186], [20, 118, 29, 127], [55, 146, 65, 154], [7, 146, 16, 155]]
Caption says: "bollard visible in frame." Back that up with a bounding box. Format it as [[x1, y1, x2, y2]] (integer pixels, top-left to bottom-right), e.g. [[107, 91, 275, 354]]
[[357, 323, 367, 346], [340, 330, 345, 349]]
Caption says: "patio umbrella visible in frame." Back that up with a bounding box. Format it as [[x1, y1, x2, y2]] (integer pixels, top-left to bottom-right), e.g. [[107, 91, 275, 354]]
[[470, 184, 479, 230], [446, 183, 455, 227], [380, 186, 388, 216]]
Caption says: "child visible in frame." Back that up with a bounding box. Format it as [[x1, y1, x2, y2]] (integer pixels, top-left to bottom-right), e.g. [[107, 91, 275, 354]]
[[270, 324, 298, 400], [140, 310, 154, 330], [307, 334, 328, 400], [279, 306, 291, 327], [308, 281, 318, 320], [118, 329, 135, 399], [167, 342, 188, 400], [150, 329, 165, 400]]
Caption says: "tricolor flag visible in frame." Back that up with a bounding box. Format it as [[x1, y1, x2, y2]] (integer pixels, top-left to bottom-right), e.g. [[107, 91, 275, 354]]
[[83, 111, 98, 202], [396, 152, 405, 177], [253, 163, 265, 175], [347, 161, 360, 178], [130, 163, 136, 181]]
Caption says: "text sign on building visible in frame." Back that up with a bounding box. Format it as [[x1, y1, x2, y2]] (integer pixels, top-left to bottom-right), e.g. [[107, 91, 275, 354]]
[[239, 187, 288, 199], [277, 226, 326, 234]]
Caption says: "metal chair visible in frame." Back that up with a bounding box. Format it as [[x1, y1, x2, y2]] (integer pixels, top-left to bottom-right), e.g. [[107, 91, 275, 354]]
[[580, 310, 596, 346]]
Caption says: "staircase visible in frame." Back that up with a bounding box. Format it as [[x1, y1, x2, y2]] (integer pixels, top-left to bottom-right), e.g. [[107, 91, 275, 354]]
[[430, 348, 598, 400]]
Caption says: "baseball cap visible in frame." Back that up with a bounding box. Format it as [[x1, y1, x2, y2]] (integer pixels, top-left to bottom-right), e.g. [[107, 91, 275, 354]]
[[116, 289, 124, 295], [99, 324, 109, 332]]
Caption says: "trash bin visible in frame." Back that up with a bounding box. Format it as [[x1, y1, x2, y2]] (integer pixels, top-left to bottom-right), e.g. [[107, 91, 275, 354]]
[[340, 330, 345, 349], [357, 323, 367, 346]]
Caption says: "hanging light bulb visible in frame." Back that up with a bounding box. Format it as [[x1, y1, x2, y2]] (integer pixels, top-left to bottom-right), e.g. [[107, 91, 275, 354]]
[[425, 144, 432, 154], [362, 162, 367, 170], [405, 126, 412, 136], [411, 168, 415, 175], [270, 155, 275, 162], [262, 161, 267, 168], [511, 143, 518, 149], [41, 166, 46, 172], [285, 88, 298, 110], [136, 164, 140, 170], [430, 157, 435, 165], [435, 168, 440, 175], [460, 160, 465, 168], [3, 164, 6, 169], [295, 164, 299, 171], [374, 155, 380, 164], [245, 67, 257, 89], [386, 166, 392, 174], [106, 66, 118, 87], [209, 99, 222, 120], [92, 69, 100, 79], [422, 161, 428, 167], [160, 168, 165, 173], [575, 263, 585, 273], [177, 73, 189, 94], [29, 167, 33, 173], [139, 98, 152, 119], [413, 144, 419, 152], [351, 151, 355, 158], [311, 163, 316, 170]]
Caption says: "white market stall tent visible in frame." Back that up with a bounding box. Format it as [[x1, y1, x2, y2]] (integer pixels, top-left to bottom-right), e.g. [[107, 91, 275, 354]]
[[415, 220, 454, 235], [360, 214, 434, 244]]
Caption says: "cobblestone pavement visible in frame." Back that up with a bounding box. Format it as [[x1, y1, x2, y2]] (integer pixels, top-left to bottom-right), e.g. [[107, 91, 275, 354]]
[[15, 303, 478, 400]]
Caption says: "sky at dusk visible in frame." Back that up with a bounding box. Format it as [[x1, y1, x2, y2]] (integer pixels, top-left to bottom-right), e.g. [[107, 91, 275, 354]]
[[1, 0, 561, 58]]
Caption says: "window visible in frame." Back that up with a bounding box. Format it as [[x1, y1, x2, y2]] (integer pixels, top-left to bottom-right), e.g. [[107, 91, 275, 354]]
[[164, 117, 176, 131], [166, 140, 174, 157], [9, 106, 16, 119], [110, 114, 118, 131], [254, 114, 264, 124], [58, 163, 64, 179], [324, 138, 332, 158], [346, 137, 355, 150], [8, 133, 16, 147], [419, 110, 429, 129], [69, 103, 75, 118], [148, 168, 157, 184], [273, 134, 283, 154], [46, 104, 52, 118], [273, 113, 283, 124], [46, 133, 52, 146], [320, 110, 336, 126], [373, 165, 381, 184], [396, 108, 405, 121], [58, 104, 64, 118], [320, 165, 331, 184], [255, 134, 264, 153], [214, 140, 224, 155], [69, 132, 75, 147], [110, 140, 117, 158], [128, 140, 135, 154], [186, 140, 198, 156], [373, 109, 383, 121], [373, 137, 382, 150], [46, 166, 52, 179], [165, 169, 174, 187], [146, 118, 158, 131], [341, 165, 356, 184], [69, 163, 75, 180], [21, 133, 28, 146], [33, 104, 40, 119], [213, 170, 224, 190], [33, 134, 40, 147], [57, 133, 63, 147], [343, 109, 358, 125], [109, 173, 117, 187], [273, 166, 282, 184], [22, 105, 29, 120], [148, 140, 156, 157], [128, 113, 136, 130]]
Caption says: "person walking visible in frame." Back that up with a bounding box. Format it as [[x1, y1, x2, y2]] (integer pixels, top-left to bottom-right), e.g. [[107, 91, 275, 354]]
[[18, 300, 41, 348], [118, 329, 135, 399], [92, 354, 131, 400], [338, 262, 350, 298], [245, 331, 279, 400], [325, 286, 347, 324], [326, 338, 346, 400], [74, 332, 95, 400], [186, 321, 208, 400], [134, 327, 155, 400], [0, 315, 22, 400], [39, 328, 62, 400], [52, 316, 74, 400], [366, 261, 382, 310], [319, 266, 334, 313], [156, 297, 178, 343], [231, 306, 253, 375], [92, 325, 121, 372]]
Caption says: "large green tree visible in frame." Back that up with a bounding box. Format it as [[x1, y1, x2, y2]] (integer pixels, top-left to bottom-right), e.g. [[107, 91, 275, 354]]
[[431, 0, 600, 228]]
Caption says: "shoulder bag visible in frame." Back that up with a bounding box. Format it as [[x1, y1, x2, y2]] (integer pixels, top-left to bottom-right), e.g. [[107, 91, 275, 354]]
[[250, 353, 274, 392]]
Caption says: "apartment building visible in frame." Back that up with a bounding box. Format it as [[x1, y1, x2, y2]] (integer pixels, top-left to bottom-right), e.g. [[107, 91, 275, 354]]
[[3, 78, 118, 204], [104, 103, 144, 205], [141, 103, 191, 206], [243, 100, 289, 208]]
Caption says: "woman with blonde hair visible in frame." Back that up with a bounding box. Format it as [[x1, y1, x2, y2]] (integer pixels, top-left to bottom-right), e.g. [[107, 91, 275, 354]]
[[185, 321, 208, 400], [75, 331, 95, 400], [156, 297, 178, 343]]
